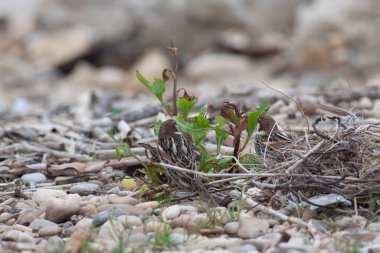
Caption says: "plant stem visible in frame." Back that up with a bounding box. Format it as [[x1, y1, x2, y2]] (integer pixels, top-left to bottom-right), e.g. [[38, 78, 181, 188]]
[[169, 43, 179, 116], [233, 135, 240, 160]]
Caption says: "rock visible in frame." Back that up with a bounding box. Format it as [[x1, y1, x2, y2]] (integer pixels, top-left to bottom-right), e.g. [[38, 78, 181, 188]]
[[2, 230, 35, 244], [97, 204, 146, 217], [107, 195, 139, 205], [29, 26, 95, 67], [358, 97, 372, 109], [74, 218, 93, 230], [128, 233, 145, 244], [144, 220, 163, 233], [309, 219, 331, 233], [37, 236, 65, 252], [97, 220, 124, 250], [251, 233, 283, 251], [29, 219, 58, 231], [69, 183, 100, 195], [0, 213, 12, 223], [16, 211, 39, 226], [162, 205, 181, 220], [38, 226, 63, 237], [199, 226, 223, 235], [135, 201, 159, 210], [10, 97, 32, 117], [185, 237, 243, 251], [5, 218, 16, 225], [171, 214, 193, 229], [45, 194, 82, 223], [192, 214, 208, 226], [12, 224, 33, 233], [92, 211, 110, 227], [32, 189, 67, 208], [367, 222, 380, 232], [228, 244, 259, 253], [337, 217, 354, 229], [21, 173, 47, 185], [170, 233, 187, 244], [117, 215, 143, 227], [237, 215, 269, 238], [185, 53, 252, 82], [302, 209, 318, 221], [224, 222, 239, 235], [80, 204, 97, 217]]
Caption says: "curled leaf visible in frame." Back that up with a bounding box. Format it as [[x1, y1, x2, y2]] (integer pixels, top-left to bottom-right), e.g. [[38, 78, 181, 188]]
[[221, 102, 242, 125]]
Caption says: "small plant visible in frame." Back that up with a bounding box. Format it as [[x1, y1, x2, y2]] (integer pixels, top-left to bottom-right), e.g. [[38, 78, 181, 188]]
[[151, 225, 178, 251], [348, 239, 361, 253], [367, 188, 378, 222], [113, 44, 269, 195]]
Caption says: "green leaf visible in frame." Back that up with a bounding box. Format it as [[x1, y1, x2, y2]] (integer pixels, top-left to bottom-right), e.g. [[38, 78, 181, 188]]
[[215, 115, 228, 125], [151, 79, 166, 103], [115, 147, 123, 161], [215, 129, 228, 154], [173, 115, 211, 145], [199, 104, 208, 116], [241, 99, 270, 150], [195, 114, 210, 128], [245, 111, 260, 140], [111, 107, 123, 116], [122, 143, 133, 157], [257, 99, 270, 115], [246, 99, 270, 139], [214, 115, 229, 154], [178, 97, 197, 118], [136, 71, 150, 88]]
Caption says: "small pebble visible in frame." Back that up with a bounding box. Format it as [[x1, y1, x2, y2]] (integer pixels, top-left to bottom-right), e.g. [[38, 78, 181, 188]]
[[21, 173, 47, 185], [238, 215, 269, 239], [135, 201, 159, 209], [32, 189, 67, 208], [118, 215, 142, 227], [69, 183, 100, 195], [45, 196, 81, 223], [128, 233, 146, 244], [107, 195, 139, 205], [92, 211, 110, 227], [228, 244, 259, 253], [29, 219, 58, 231], [170, 233, 187, 244], [3, 230, 35, 243], [80, 204, 97, 217], [38, 226, 63, 237], [163, 205, 181, 220], [224, 221, 239, 234]]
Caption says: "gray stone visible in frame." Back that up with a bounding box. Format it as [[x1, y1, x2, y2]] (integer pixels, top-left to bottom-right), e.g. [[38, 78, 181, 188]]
[[21, 173, 47, 184], [2, 230, 35, 243], [37, 236, 65, 252], [237, 215, 269, 239], [92, 211, 110, 227], [228, 244, 258, 253], [45, 196, 81, 223], [69, 183, 100, 195], [170, 233, 187, 244], [29, 219, 58, 231], [224, 221, 239, 235], [38, 226, 63, 237]]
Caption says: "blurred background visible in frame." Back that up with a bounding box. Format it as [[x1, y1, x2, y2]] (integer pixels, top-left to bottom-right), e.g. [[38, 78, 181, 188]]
[[1, 0, 380, 116]]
